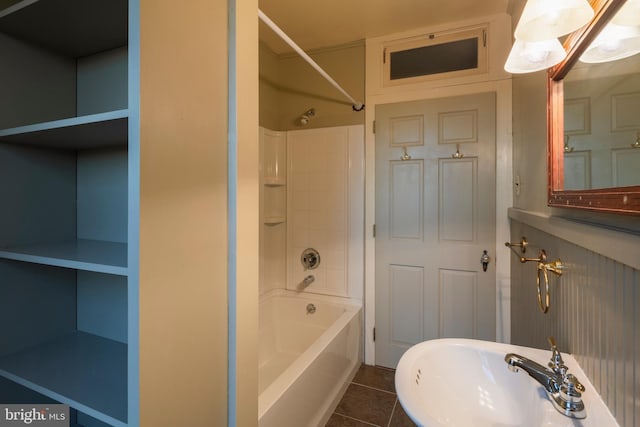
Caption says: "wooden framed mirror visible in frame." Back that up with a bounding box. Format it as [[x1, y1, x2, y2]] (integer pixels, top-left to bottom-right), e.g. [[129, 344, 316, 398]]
[[547, 0, 640, 214]]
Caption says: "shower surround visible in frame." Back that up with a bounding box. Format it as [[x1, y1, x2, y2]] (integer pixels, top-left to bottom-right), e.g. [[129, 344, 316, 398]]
[[258, 124, 365, 425], [259, 124, 364, 299], [287, 125, 364, 299]]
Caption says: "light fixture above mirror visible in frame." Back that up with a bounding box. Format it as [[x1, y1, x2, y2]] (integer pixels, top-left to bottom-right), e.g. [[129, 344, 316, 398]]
[[515, 0, 595, 41], [505, 0, 595, 73], [580, 0, 640, 63]]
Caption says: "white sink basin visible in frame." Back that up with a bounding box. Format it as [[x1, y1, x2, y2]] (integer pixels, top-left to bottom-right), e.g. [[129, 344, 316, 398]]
[[395, 339, 618, 427]]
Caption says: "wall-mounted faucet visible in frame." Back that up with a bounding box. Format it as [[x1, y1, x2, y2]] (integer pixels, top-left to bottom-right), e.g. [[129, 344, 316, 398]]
[[296, 274, 315, 292], [300, 274, 315, 289], [504, 336, 586, 419]]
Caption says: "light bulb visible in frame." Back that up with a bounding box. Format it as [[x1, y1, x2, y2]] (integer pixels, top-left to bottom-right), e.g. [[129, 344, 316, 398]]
[[524, 49, 550, 64], [505, 38, 567, 73], [581, 23, 640, 63]]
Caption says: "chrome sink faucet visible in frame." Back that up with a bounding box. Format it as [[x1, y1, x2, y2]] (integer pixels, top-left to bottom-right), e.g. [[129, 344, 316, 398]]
[[504, 337, 586, 419]]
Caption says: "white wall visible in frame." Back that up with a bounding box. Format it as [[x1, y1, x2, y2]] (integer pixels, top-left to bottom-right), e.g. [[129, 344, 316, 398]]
[[511, 71, 550, 214]]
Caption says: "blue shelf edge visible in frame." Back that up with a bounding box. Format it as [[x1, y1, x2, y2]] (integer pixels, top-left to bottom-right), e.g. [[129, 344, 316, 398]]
[[0, 239, 128, 275], [0, 110, 129, 138], [0, 332, 127, 427], [0, 110, 129, 149]]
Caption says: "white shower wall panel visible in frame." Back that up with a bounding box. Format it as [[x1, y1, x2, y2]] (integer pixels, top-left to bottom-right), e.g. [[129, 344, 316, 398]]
[[286, 125, 364, 299]]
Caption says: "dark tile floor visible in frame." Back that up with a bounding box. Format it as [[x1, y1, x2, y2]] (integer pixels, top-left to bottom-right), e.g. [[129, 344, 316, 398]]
[[326, 364, 417, 427]]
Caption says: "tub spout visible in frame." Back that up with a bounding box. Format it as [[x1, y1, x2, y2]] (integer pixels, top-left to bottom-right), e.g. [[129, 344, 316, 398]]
[[300, 274, 315, 288]]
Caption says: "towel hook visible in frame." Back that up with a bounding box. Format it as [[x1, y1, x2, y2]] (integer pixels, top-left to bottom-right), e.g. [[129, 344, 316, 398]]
[[519, 249, 546, 264], [451, 144, 464, 159], [505, 236, 528, 254], [401, 146, 412, 161], [564, 135, 574, 153]]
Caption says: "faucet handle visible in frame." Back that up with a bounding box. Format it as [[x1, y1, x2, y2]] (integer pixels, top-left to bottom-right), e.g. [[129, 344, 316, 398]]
[[547, 336, 568, 376], [552, 373, 587, 419], [564, 374, 585, 394]]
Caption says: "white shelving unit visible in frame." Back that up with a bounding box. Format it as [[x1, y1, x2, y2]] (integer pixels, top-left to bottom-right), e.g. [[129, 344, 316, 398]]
[[259, 128, 287, 292]]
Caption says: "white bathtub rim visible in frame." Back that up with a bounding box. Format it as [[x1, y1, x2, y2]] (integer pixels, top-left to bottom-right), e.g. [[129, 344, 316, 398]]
[[259, 288, 362, 309], [258, 289, 362, 419]]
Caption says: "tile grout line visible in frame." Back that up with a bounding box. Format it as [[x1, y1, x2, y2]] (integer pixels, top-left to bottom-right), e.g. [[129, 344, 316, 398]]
[[328, 366, 400, 427], [386, 398, 399, 427], [350, 381, 397, 396], [332, 412, 381, 427]]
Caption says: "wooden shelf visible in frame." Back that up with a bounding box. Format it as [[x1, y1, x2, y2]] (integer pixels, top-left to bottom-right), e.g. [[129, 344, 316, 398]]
[[0, 239, 127, 275], [0, 110, 128, 149], [0, 0, 127, 58], [0, 331, 127, 427]]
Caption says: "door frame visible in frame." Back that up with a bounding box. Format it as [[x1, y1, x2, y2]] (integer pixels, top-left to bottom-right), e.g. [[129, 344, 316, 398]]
[[364, 78, 513, 365]]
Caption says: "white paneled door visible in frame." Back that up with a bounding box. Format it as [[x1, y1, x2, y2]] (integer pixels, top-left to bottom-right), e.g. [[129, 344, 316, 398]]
[[375, 93, 497, 368]]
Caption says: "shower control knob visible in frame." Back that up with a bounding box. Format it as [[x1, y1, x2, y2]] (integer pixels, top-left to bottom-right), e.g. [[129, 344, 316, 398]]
[[301, 248, 321, 270]]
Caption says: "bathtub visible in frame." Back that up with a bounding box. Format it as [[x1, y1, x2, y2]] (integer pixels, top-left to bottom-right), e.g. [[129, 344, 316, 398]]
[[258, 289, 362, 427]]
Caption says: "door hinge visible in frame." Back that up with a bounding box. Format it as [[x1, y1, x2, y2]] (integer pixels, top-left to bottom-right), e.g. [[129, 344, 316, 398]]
[[382, 48, 386, 64], [372, 120, 376, 134], [373, 327, 376, 342], [483, 29, 487, 47], [373, 224, 376, 237]]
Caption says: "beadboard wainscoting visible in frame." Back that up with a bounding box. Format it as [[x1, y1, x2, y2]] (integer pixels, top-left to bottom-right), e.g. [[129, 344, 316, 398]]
[[510, 217, 639, 427]]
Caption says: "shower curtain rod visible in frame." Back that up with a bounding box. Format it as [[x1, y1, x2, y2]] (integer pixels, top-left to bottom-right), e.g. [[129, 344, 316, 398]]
[[258, 9, 365, 112]]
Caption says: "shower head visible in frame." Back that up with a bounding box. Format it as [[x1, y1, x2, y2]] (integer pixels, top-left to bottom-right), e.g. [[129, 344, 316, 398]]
[[298, 108, 316, 126]]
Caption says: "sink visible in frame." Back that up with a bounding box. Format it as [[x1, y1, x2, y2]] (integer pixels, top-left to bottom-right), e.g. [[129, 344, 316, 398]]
[[395, 339, 618, 427]]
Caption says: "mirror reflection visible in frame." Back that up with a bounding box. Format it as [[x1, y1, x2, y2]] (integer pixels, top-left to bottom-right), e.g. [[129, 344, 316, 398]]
[[563, 54, 640, 190], [562, 0, 640, 191]]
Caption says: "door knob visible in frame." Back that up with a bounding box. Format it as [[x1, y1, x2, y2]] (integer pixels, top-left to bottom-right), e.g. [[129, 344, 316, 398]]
[[480, 250, 491, 272]]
